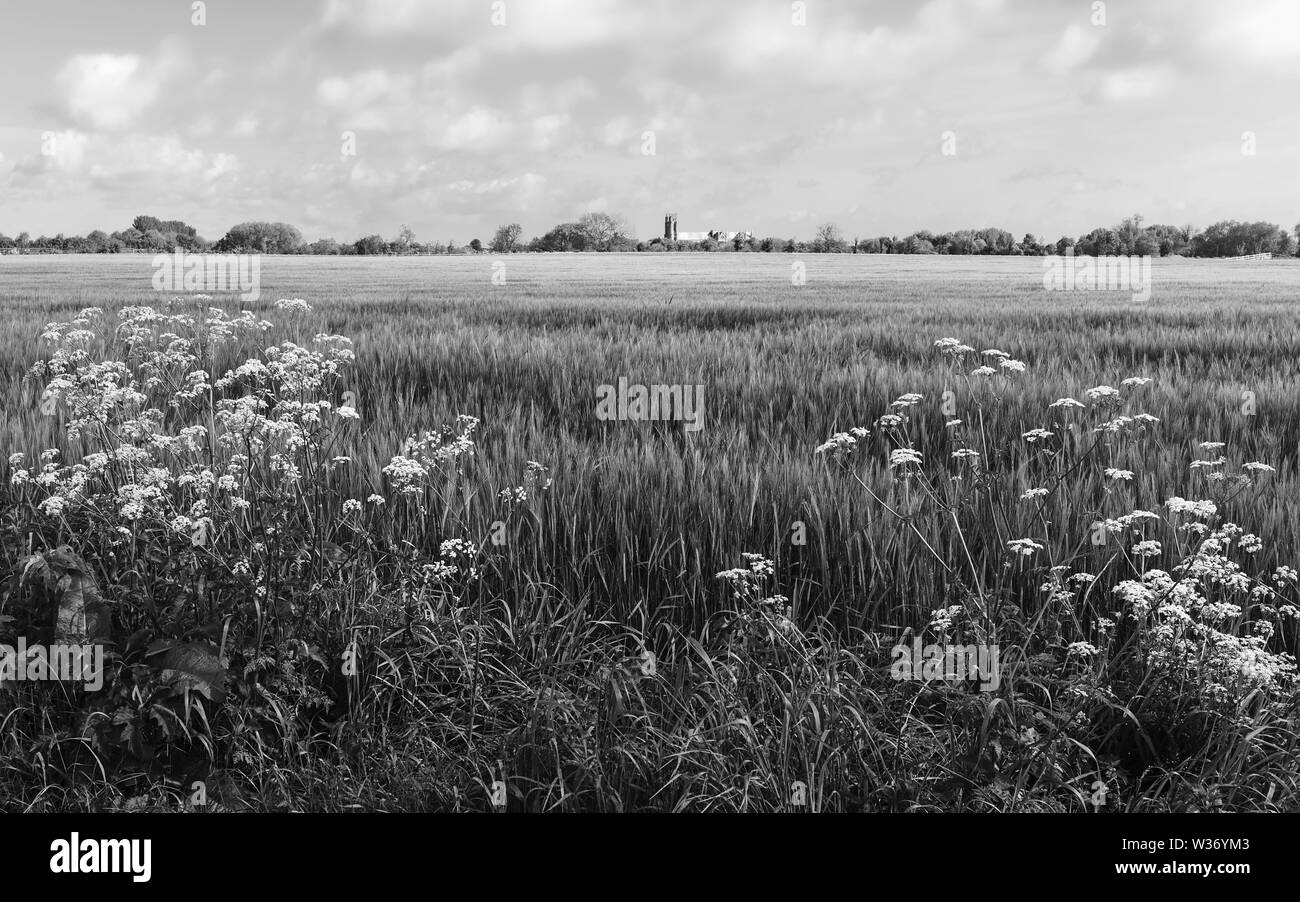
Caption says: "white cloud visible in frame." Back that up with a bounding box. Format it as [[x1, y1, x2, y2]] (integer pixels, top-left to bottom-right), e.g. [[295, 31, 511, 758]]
[[321, 0, 647, 50], [56, 55, 158, 130], [1098, 66, 1175, 102], [440, 107, 514, 151], [1043, 25, 1101, 74]]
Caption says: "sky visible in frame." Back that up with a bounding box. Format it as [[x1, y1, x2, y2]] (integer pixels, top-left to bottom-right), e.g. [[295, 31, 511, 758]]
[[0, 0, 1297, 245]]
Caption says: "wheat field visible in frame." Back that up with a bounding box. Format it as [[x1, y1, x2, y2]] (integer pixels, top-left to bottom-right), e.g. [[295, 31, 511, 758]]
[[2, 252, 1298, 811]]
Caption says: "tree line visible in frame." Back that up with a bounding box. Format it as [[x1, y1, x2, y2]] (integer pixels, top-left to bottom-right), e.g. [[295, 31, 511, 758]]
[[2, 212, 1296, 258]]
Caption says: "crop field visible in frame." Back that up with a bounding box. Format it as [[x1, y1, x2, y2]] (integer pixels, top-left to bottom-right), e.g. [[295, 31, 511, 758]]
[[2, 253, 1299, 812]]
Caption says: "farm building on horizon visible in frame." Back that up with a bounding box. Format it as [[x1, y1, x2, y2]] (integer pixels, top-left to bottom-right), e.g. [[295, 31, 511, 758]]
[[663, 214, 752, 243]]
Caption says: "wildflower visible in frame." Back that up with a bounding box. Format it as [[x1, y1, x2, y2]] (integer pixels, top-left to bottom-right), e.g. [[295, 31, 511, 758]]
[[1120, 377, 1152, 388], [367, 494, 386, 505], [1049, 398, 1084, 410], [816, 432, 859, 455], [1022, 428, 1053, 442], [890, 393, 923, 409], [1085, 385, 1120, 403], [1066, 642, 1100, 659], [342, 499, 362, 514], [1165, 496, 1217, 519], [888, 448, 922, 469], [951, 448, 980, 460], [970, 366, 996, 377], [998, 358, 1026, 373], [1104, 468, 1134, 481], [274, 298, 312, 314], [1007, 538, 1043, 556], [336, 406, 360, 420], [1131, 540, 1161, 557], [1199, 441, 1226, 451], [934, 338, 975, 356], [876, 413, 904, 428], [1020, 487, 1049, 500], [1243, 461, 1275, 473]]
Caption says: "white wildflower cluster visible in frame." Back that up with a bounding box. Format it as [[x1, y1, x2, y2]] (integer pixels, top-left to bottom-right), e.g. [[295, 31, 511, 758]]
[[716, 554, 795, 639], [815, 427, 870, 457], [1107, 519, 1299, 702], [1007, 538, 1043, 556], [13, 299, 493, 605], [383, 416, 481, 496], [928, 604, 964, 633], [497, 460, 553, 509], [421, 538, 482, 585]]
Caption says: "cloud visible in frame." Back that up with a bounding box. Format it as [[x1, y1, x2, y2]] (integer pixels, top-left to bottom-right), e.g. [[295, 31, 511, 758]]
[[320, 0, 649, 51], [55, 44, 183, 131], [1042, 25, 1101, 74], [1097, 66, 1175, 102]]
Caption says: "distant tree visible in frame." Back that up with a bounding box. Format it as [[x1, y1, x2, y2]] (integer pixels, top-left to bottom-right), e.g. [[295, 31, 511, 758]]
[[84, 230, 111, 253], [536, 222, 588, 252], [1145, 224, 1191, 257], [813, 222, 845, 253], [1076, 228, 1121, 256], [353, 234, 387, 255], [490, 223, 523, 253], [396, 224, 416, 253], [308, 238, 342, 255], [215, 221, 304, 254], [16, 232, 30, 250], [577, 212, 631, 251], [903, 234, 936, 254], [1021, 233, 1040, 255], [975, 227, 1014, 254], [1054, 236, 1074, 255], [783, 238, 797, 252], [1190, 220, 1290, 257], [469, 238, 483, 253]]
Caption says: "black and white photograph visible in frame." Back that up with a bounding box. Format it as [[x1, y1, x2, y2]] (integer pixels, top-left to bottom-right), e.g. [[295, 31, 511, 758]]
[[0, 0, 1295, 884]]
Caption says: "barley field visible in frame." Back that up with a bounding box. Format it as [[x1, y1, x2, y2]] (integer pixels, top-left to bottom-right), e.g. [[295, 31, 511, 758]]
[[2, 253, 1299, 811]]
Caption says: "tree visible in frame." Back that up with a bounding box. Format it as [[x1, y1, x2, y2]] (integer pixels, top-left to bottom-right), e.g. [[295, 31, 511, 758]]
[[535, 222, 587, 252], [490, 223, 523, 253], [353, 234, 387, 255], [308, 238, 342, 255], [1190, 220, 1290, 257], [215, 221, 304, 254], [813, 222, 845, 253], [396, 224, 416, 253], [469, 238, 483, 253], [577, 212, 631, 251]]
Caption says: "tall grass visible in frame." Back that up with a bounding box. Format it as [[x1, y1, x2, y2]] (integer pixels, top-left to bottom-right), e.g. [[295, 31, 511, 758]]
[[0, 254, 1297, 811]]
